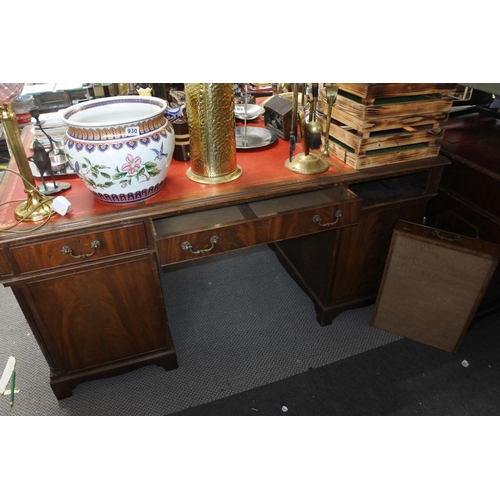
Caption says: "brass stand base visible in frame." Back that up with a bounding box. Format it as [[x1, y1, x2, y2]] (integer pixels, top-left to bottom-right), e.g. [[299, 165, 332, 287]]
[[285, 153, 329, 175], [14, 190, 53, 222], [186, 165, 243, 184], [1, 102, 53, 223]]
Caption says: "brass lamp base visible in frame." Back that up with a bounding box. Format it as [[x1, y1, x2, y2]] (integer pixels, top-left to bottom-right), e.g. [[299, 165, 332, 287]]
[[285, 153, 329, 174], [186, 165, 243, 184], [14, 189, 53, 222], [1, 99, 53, 223]]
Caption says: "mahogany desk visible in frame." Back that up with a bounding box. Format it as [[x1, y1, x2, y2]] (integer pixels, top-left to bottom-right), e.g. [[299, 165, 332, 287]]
[[0, 128, 448, 399]]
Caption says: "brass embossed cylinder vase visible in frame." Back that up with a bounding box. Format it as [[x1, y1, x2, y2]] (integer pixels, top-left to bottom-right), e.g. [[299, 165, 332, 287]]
[[185, 83, 242, 184]]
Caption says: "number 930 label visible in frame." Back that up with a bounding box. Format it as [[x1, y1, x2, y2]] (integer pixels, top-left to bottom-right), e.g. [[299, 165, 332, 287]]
[[126, 126, 140, 137]]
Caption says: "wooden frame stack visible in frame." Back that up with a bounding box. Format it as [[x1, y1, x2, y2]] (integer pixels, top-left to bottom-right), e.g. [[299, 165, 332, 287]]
[[319, 83, 457, 169]]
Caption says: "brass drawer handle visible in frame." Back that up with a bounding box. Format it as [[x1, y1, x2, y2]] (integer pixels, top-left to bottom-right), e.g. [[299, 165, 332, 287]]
[[312, 210, 343, 227], [182, 235, 220, 255], [61, 240, 101, 258], [431, 230, 461, 243]]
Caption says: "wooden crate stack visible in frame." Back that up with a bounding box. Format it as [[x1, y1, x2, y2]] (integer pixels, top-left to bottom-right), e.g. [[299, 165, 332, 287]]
[[318, 83, 457, 169]]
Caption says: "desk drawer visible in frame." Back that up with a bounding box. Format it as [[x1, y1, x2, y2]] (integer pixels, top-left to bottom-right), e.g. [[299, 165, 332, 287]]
[[11, 222, 149, 273], [154, 186, 360, 265], [249, 189, 360, 241]]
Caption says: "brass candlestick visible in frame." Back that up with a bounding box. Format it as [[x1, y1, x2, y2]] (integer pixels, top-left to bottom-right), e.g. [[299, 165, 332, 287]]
[[0, 83, 53, 222], [285, 83, 329, 175]]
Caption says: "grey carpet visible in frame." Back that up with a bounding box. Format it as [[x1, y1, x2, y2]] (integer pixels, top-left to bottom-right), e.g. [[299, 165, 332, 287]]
[[0, 245, 401, 415]]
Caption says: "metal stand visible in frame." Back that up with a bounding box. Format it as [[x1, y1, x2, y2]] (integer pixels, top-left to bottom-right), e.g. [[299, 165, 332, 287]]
[[285, 152, 329, 174]]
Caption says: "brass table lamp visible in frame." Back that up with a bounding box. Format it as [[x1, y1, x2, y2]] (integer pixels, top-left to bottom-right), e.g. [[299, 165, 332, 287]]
[[0, 83, 53, 221]]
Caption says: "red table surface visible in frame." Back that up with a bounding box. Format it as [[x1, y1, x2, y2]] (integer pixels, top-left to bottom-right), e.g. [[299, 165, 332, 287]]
[[0, 120, 355, 231]]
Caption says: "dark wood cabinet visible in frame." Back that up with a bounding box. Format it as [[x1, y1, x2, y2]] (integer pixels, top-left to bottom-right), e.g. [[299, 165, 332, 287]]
[[426, 113, 500, 318]]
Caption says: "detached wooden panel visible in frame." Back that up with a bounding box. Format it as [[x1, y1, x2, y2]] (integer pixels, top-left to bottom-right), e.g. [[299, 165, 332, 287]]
[[371, 221, 500, 353]]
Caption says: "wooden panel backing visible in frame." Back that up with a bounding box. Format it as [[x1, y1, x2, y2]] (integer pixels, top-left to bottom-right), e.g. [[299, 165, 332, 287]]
[[371, 221, 500, 353]]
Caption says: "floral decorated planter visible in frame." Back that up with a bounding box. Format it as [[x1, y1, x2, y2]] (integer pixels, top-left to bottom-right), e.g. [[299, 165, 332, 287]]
[[62, 96, 175, 203]]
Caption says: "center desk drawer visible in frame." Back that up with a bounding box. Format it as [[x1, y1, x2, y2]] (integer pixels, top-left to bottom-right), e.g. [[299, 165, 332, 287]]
[[11, 222, 149, 274], [154, 185, 360, 265]]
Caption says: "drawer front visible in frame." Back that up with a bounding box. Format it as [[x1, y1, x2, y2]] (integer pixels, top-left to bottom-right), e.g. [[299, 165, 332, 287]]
[[266, 200, 360, 241], [154, 187, 361, 266], [11, 222, 149, 273], [156, 219, 270, 265]]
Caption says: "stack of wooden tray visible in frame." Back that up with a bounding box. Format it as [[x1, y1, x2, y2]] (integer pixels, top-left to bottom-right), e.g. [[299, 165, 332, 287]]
[[318, 83, 457, 169]]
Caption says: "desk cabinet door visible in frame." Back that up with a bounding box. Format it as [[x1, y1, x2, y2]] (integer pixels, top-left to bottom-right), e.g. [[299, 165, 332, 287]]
[[13, 254, 173, 374], [371, 221, 500, 353]]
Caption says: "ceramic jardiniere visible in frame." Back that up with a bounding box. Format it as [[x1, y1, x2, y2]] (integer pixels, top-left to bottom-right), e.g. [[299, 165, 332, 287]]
[[62, 96, 175, 203]]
